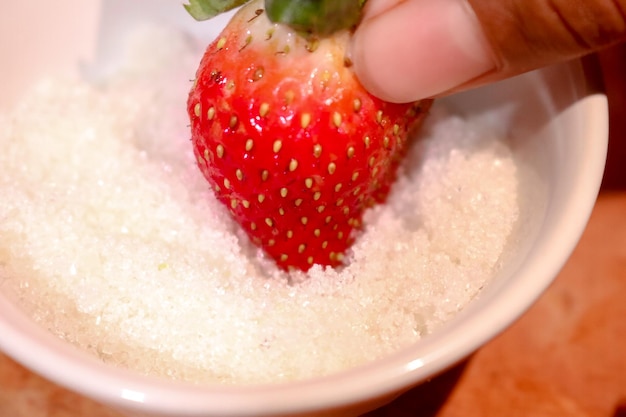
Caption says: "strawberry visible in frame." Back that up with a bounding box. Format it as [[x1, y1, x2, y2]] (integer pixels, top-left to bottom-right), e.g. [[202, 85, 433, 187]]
[[186, 0, 432, 271]]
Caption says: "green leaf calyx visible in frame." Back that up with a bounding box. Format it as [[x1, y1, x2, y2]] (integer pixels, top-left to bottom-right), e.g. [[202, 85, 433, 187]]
[[265, 0, 364, 36], [183, 0, 249, 21]]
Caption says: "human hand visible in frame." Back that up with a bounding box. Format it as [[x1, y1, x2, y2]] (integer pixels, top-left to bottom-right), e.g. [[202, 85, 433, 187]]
[[351, 0, 626, 103]]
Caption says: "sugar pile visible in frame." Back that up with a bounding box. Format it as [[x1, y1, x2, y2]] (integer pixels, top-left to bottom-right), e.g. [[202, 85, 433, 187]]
[[0, 26, 519, 385]]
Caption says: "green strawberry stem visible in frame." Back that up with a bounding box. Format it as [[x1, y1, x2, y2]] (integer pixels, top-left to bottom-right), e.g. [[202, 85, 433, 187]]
[[185, 0, 366, 36], [265, 0, 364, 36]]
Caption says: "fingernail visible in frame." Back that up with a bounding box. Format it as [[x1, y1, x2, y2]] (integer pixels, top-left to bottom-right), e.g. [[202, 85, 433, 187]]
[[352, 0, 495, 102]]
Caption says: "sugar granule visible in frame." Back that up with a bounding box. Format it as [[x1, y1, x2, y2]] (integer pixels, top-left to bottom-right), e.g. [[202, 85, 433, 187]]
[[0, 26, 519, 385]]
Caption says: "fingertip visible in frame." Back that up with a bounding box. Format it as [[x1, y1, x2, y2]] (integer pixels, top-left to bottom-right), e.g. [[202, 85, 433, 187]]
[[352, 0, 496, 103], [351, 17, 405, 103]]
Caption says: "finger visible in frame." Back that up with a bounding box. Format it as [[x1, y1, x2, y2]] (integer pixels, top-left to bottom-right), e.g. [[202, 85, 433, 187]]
[[468, 0, 626, 85], [352, 0, 626, 103], [352, 0, 494, 103]]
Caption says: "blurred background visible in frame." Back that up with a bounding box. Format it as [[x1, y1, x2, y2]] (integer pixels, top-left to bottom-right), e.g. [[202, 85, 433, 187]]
[[600, 44, 626, 190]]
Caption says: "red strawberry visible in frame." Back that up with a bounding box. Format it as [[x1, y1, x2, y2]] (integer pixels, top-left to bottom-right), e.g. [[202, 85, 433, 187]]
[[186, 0, 432, 271]]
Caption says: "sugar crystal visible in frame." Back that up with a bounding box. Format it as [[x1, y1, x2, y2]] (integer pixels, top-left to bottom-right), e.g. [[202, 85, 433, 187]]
[[0, 26, 519, 385]]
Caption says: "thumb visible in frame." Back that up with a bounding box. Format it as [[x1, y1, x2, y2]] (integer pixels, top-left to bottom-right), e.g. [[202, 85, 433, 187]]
[[351, 0, 626, 103]]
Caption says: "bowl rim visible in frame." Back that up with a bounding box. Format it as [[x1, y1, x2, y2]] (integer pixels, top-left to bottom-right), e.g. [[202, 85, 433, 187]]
[[0, 58, 608, 416]]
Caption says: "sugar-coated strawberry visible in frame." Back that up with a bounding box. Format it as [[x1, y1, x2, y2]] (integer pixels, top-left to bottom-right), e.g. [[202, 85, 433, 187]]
[[186, 0, 432, 271]]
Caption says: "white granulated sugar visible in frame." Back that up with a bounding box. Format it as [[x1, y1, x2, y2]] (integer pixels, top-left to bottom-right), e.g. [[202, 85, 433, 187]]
[[0, 26, 519, 385]]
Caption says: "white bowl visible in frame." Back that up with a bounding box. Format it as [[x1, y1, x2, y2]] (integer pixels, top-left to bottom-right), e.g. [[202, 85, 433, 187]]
[[0, 1, 608, 416]]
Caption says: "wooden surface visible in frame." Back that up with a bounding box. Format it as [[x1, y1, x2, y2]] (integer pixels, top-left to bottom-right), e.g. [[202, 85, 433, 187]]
[[1, 45, 624, 417]]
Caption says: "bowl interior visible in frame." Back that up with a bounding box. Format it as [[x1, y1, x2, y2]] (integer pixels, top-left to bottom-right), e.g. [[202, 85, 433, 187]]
[[0, 1, 608, 416]]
